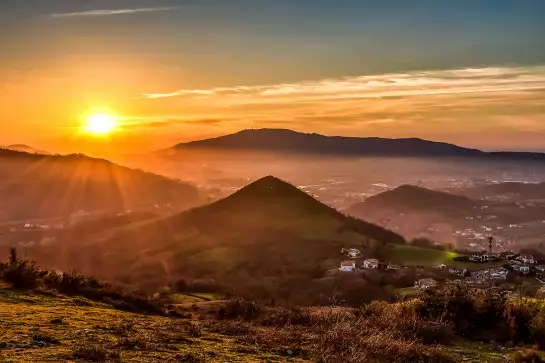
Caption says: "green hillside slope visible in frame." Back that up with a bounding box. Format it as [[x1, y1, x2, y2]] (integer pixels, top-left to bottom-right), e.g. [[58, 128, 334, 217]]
[[31, 176, 405, 288]]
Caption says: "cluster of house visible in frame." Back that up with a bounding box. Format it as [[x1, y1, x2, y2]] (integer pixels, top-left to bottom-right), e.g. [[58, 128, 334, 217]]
[[339, 258, 381, 272], [19, 220, 67, 230], [414, 278, 437, 290], [14, 236, 57, 248], [468, 267, 509, 284]]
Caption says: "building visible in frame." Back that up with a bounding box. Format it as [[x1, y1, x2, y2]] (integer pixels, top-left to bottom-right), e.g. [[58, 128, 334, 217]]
[[363, 259, 379, 269], [449, 268, 467, 277], [517, 255, 535, 265], [347, 248, 361, 258], [387, 263, 400, 270], [415, 278, 437, 290], [339, 261, 356, 272]]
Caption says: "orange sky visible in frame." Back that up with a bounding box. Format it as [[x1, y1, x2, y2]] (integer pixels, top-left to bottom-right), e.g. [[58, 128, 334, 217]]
[[3, 64, 545, 156], [2, 1, 545, 157]]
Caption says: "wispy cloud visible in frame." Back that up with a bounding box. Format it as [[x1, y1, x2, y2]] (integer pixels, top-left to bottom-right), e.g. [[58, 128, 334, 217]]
[[135, 65, 545, 149], [142, 66, 545, 101], [49, 7, 178, 18]]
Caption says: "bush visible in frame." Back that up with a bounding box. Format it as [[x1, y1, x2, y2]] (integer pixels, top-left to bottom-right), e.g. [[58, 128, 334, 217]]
[[511, 349, 544, 363], [259, 306, 313, 327], [71, 345, 120, 362], [313, 317, 456, 363], [531, 310, 545, 349], [0, 248, 45, 289], [216, 299, 264, 320], [32, 332, 60, 345]]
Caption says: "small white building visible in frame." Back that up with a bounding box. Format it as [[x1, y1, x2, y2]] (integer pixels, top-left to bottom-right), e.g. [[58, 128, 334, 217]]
[[518, 255, 535, 265], [449, 268, 467, 277], [415, 278, 437, 290], [363, 259, 379, 269], [437, 264, 447, 270], [347, 248, 361, 258], [339, 261, 356, 272]]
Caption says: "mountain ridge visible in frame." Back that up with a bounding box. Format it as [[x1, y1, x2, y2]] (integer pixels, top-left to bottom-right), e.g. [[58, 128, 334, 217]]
[[170, 128, 545, 160], [0, 149, 202, 220]]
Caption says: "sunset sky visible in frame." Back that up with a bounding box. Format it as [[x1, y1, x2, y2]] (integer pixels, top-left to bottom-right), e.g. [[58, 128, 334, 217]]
[[1, 0, 545, 156]]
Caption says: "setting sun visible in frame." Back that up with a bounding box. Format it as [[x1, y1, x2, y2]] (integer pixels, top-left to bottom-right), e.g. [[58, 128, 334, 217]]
[[84, 114, 117, 135]]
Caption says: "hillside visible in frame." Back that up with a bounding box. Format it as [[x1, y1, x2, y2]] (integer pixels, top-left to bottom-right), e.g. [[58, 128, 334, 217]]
[[456, 182, 545, 201], [29, 176, 405, 292], [348, 185, 479, 217], [0, 149, 202, 220]]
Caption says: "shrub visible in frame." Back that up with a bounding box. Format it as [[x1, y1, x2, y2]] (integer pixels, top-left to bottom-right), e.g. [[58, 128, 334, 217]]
[[511, 349, 544, 363], [71, 345, 120, 362], [259, 306, 313, 327], [32, 332, 60, 345], [504, 298, 540, 343], [531, 309, 545, 349], [216, 299, 264, 320], [313, 317, 456, 363], [0, 248, 45, 289]]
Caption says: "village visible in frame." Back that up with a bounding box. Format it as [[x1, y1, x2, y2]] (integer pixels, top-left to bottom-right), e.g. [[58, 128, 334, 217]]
[[338, 246, 545, 293]]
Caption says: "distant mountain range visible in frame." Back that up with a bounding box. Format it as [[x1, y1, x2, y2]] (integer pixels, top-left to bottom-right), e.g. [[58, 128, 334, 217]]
[[0, 149, 202, 220], [171, 128, 545, 160], [2, 144, 50, 155]]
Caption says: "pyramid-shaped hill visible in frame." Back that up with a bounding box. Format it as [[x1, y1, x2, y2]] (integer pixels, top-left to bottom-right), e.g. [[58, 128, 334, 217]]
[[54, 176, 405, 282], [148, 176, 406, 245]]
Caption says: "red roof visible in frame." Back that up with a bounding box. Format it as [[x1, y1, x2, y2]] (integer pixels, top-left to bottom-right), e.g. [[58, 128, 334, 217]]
[[341, 261, 355, 267]]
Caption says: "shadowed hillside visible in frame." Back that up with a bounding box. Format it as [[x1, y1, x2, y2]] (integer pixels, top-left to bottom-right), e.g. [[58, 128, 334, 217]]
[[0, 149, 202, 220], [455, 182, 545, 201], [349, 185, 479, 216], [29, 176, 405, 294]]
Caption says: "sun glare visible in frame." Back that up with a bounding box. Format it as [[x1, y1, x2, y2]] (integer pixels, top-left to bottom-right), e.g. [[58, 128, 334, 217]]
[[84, 114, 117, 135]]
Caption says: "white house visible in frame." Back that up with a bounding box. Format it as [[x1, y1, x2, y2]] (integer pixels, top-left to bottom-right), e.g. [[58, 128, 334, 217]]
[[363, 259, 379, 269], [518, 255, 535, 265], [437, 264, 447, 270], [415, 278, 437, 290], [339, 261, 356, 272], [387, 263, 400, 270], [348, 248, 361, 258], [490, 268, 508, 280], [449, 268, 467, 277]]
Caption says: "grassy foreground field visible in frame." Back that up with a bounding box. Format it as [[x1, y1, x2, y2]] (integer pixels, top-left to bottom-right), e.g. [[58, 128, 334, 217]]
[[0, 288, 291, 362], [1, 285, 543, 362]]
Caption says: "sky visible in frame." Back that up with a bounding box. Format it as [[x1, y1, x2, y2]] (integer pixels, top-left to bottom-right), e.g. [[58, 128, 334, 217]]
[[1, 0, 545, 155]]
